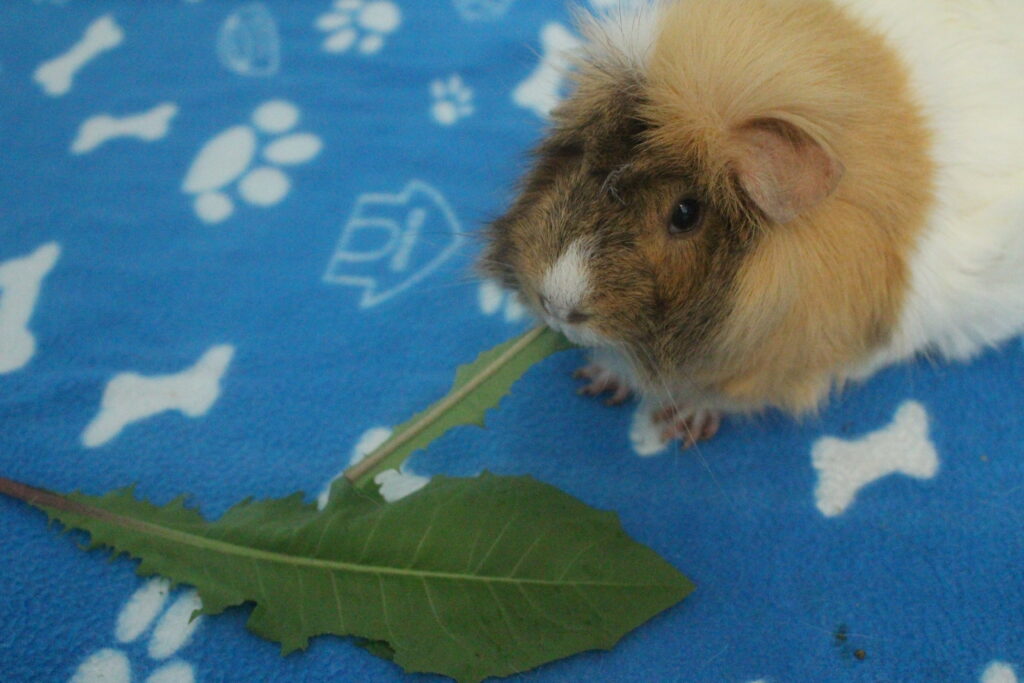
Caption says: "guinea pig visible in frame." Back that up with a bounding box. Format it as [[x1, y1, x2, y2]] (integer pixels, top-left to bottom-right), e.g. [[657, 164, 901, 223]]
[[480, 0, 1024, 453]]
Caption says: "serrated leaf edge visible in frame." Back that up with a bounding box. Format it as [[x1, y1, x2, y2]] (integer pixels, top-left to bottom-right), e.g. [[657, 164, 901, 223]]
[[344, 326, 570, 488]]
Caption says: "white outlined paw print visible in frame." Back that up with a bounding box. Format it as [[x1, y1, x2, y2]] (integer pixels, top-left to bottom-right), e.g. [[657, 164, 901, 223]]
[[316, 0, 402, 55], [430, 74, 474, 126], [71, 579, 203, 683], [182, 100, 322, 224], [479, 280, 526, 323]]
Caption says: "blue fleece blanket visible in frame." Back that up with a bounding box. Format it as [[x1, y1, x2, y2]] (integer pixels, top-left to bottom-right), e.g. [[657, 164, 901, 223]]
[[1, 2, 1021, 682]]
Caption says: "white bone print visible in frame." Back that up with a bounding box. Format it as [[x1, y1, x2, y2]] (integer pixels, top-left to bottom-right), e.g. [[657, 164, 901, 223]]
[[72, 103, 178, 154], [34, 15, 123, 97], [0, 243, 60, 374], [812, 401, 939, 517], [81, 345, 235, 448], [512, 22, 581, 118]]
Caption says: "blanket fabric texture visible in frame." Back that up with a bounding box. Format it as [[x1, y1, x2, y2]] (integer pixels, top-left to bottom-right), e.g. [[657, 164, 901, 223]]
[[0, 2, 1021, 682]]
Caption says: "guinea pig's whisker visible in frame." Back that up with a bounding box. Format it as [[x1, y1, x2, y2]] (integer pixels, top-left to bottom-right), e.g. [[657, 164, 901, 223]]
[[475, 258, 518, 279], [407, 229, 481, 242], [622, 342, 742, 518], [601, 164, 630, 205]]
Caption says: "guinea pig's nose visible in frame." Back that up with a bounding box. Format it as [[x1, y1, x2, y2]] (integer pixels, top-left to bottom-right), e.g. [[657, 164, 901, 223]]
[[565, 310, 591, 324], [539, 295, 590, 325]]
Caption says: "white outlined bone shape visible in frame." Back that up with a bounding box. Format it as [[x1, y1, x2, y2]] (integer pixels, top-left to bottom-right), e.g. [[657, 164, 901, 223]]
[[323, 180, 464, 308], [512, 22, 581, 119], [812, 400, 939, 517], [82, 345, 235, 448], [72, 103, 178, 154], [0, 242, 60, 374], [34, 14, 123, 97]]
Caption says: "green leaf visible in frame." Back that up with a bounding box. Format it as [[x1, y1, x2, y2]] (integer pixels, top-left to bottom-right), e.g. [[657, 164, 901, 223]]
[[344, 326, 574, 490], [0, 473, 694, 683]]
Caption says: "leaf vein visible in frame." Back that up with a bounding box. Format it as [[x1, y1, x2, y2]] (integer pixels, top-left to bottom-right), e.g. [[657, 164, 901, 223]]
[[328, 569, 348, 634]]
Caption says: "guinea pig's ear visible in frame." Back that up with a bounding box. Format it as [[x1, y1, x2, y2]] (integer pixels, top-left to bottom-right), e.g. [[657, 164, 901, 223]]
[[730, 118, 844, 224]]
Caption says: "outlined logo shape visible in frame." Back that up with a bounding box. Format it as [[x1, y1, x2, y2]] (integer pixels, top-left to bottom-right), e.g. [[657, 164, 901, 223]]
[[323, 180, 464, 308]]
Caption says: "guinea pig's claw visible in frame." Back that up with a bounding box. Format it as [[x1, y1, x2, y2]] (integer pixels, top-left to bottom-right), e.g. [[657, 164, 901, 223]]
[[604, 385, 632, 406], [658, 410, 722, 449], [574, 364, 633, 405], [652, 406, 678, 423]]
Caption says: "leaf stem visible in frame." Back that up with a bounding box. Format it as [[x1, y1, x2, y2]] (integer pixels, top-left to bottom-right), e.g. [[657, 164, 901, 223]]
[[1, 476, 66, 509], [343, 326, 549, 487], [0, 476, 129, 528]]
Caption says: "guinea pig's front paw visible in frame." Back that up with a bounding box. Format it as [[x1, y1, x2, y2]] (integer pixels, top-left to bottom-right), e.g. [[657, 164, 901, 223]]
[[573, 363, 633, 406], [630, 402, 721, 456]]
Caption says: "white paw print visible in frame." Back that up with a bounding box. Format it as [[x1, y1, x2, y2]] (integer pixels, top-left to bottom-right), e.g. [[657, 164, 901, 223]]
[[316, 0, 402, 55], [478, 280, 527, 323], [430, 74, 474, 126], [71, 579, 203, 683], [181, 100, 322, 224]]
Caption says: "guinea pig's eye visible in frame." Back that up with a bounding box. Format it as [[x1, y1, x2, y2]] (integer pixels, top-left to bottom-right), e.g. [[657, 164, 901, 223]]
[[668, 198, 703, 236]]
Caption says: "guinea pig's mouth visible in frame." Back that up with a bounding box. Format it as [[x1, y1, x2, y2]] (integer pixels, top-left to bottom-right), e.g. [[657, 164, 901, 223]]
[[537, 302, 605, 349]]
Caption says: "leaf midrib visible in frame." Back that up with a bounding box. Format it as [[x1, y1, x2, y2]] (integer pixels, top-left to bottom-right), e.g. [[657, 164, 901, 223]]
[[344, 325, 550, 486], [46, 492, 680, 590]]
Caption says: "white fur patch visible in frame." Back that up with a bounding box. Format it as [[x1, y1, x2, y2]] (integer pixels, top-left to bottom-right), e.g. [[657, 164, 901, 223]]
[[541, 239, 592, 318], [839, 0, 1024, 369], [577, 0, 666, 71], [630, 402, 671, 456]]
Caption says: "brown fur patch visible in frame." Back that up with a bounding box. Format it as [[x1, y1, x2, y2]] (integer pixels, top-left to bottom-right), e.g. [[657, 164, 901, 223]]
[[645, 0, 935, 412]]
